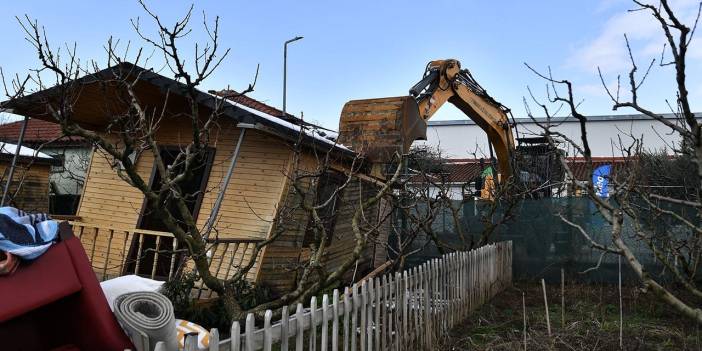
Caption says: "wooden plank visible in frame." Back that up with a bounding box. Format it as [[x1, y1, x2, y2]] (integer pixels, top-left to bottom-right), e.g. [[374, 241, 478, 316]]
[[366, 278, 374, 351], [381, 274, 388, 351], [360, 281, 367, 351], [150, 235, 161, 280], [264, 310, 273, 351], [296, 303, 305, 351], [246, 314, 255, 351], [351, 284, 359, 351], [343, 287, 351, 351], [387, 273, 395, 351], [310, 296, 318, 351], [401, 270, 412, 345], [332, 289, 340, 351], [422, 264, 431, 350], [373, 277, 381, 351], [90, 242, 514, 350], [210, 328, 220, 351], [281, 305, 289, 351], [321, 294, 329, 351], [101, 229, 114, 280]]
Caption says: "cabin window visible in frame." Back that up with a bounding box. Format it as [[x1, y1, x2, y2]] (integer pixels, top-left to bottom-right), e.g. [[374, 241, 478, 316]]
[[49, 153, 66, 173], [125, 146, 216, 278], [302, 171, 346, 247]]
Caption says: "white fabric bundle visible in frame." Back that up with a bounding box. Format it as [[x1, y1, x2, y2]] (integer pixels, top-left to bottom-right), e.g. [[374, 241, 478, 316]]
[[113, 291, 178, 351], [100, 275, 165, 311]]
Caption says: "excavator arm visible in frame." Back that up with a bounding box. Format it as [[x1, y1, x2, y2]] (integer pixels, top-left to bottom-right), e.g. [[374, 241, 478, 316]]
[[411, 59, 515, 180], [338, 59, 515, 183]]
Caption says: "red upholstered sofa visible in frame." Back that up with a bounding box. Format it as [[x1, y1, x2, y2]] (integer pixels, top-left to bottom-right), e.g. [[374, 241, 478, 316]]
[[0, 222, 134, 351]]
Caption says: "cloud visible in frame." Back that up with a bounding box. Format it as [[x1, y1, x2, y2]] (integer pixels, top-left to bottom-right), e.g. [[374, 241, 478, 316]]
[[569, 0, 702, 74]]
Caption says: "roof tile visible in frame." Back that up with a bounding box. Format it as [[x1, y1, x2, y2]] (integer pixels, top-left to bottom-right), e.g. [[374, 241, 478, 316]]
[[0, 119, 83, 144]]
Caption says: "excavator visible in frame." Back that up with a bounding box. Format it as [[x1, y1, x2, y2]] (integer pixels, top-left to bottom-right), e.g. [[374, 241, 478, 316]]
[[337, 59, 517, 199]]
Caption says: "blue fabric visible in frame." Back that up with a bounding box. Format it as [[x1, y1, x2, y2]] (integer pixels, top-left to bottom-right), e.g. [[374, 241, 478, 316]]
[[593, 164, 612, 198], [0, 207, 58, 260]]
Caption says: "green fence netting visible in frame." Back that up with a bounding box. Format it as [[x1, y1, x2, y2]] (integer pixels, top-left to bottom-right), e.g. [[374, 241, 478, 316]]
[[391, 197, 695, 283]]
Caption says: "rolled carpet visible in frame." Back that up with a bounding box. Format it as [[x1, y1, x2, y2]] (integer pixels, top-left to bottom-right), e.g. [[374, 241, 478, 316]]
[[113, 291, 178, 351]]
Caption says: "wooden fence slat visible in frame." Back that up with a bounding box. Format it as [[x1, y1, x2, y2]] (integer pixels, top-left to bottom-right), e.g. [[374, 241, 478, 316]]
[[351, 284, 359, 351], [381, 274, 388, 351], [120, 230, 130, 277], [102, 229, 114, 280], [296, 303, 305, 351], [343, 287, 351, 351], [150, 235, 161, 280], [401, 271, 410, 346], [263, 310, 273, 351], [281, 305, 289, 351], [366, 278, 374, 351], [310, 296, 318, 351], [332, 289, 340, 351], [110, 241, 512, 351], [387, 273, 395, 351], [210, 328, 220, 351], [231, 321, 241, 351], [373, 277, 381, 351], [410, 267, 419, 345], [422, 263, 431, 350], [89, 227, 98, 263], [223, 243, 240, 279], [322, 294, 329, 351], [134, 233, 144, 275], [245, 313, 255, 351], [168, 237, 178, 280], [393, 272, 401, 351], [360, 281, 367, 351], [214, 242, 229, 278]]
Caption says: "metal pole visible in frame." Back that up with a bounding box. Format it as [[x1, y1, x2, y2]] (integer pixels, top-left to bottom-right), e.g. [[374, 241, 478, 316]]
[[283, 43, 287, 117], [202, 124, 251, 240], [1, 115, 29, 206], [282, 36, 303, 117]]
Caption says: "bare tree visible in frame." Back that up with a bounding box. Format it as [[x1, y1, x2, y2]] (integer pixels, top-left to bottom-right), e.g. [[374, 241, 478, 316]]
[[0, 2, 401, 321], [386, 146, 522, 270], [526, 0, 702, 324]]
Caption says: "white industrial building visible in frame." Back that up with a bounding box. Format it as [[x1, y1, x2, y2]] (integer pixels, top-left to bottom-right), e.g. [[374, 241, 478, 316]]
[[418, 113, 694, 158]]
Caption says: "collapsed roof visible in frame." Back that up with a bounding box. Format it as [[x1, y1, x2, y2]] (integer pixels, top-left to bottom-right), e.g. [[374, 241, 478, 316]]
[[1, 62, 352, 157]]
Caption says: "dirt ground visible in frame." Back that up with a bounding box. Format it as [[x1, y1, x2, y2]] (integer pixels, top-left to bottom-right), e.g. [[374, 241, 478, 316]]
[[440, 280, 699, 350]]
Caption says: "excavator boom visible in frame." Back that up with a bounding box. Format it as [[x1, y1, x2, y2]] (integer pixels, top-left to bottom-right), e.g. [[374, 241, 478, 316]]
[[338, 59, 515, 181]]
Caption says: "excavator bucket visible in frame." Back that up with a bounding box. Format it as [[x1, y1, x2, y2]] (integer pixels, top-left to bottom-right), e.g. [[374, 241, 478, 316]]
[[337, 96, 427, 163]]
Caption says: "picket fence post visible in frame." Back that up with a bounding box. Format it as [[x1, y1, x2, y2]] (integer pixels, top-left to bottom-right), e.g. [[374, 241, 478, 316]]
[[129, 241, 512, 351]]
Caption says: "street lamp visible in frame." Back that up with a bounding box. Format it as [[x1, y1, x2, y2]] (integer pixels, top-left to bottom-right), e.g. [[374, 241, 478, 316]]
[[283, 35, 303, 117]]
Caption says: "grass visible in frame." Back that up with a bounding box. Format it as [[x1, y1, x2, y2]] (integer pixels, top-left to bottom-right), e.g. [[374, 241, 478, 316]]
[[440, 280, 700, 350]]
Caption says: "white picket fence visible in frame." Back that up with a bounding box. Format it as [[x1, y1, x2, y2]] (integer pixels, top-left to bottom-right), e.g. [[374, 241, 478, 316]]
[[156, 241, 512, 351]]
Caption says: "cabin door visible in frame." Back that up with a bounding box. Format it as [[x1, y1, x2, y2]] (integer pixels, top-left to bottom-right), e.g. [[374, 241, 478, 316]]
[[125, 147, 215, 279]]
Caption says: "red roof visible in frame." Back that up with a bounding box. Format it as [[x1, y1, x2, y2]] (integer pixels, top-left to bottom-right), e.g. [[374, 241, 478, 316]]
[[210, 89, 285, 117], [0, 119, 83, 145], [418, 157, 628, 183]]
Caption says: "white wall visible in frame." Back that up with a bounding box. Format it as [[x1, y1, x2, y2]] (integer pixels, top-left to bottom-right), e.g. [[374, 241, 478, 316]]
[[417, 115, 688, 158]]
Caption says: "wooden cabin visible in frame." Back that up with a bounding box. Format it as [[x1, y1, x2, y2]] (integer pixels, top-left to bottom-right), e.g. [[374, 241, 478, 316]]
[[2, 63, 390, 293], [0, 142, 60, 212], [0, 119, 90, 214]]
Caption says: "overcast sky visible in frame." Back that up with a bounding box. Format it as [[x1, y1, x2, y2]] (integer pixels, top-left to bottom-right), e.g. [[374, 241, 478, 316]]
[[1, 0, 701, 129]]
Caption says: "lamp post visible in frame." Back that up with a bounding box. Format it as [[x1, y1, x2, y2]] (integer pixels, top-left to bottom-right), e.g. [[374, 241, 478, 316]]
[[283, 35, 303, 117]]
